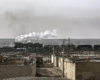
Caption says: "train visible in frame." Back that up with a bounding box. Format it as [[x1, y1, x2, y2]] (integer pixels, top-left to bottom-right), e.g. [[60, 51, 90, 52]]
[[0, 42, 100, 53]]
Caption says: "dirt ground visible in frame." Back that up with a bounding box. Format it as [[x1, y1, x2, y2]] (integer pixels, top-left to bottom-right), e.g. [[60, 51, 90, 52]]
[[36, 63, 63, 77]]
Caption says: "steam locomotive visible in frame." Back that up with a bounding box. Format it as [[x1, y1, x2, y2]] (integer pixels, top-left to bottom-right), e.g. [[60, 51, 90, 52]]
[[0, 42, 100, 52]]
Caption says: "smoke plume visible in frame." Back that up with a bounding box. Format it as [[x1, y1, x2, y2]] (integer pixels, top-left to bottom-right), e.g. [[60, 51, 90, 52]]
[[15, 29, 58, 43]]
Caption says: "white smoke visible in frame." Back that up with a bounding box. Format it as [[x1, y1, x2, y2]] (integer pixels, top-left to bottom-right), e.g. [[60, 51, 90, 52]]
[[15, 29, 58, 43]]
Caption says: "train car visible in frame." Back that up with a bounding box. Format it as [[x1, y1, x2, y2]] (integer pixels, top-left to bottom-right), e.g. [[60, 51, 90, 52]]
[[77, 45, 92, 50], [14, 42, 43, 48], [94, 45, 100, 50], [14, 43, 24, 48]]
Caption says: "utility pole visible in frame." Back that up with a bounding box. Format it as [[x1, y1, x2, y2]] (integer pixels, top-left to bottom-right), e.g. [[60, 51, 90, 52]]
[[62, 39, 65, 77], [68, 38, 70, 58], [51, 43, 55, 64], [52, 43, 55, 64], [60, 39, 67, 77], [53, 44, 54, 63]]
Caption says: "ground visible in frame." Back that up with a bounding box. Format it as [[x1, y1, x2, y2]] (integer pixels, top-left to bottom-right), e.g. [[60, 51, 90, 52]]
[[3, 62, 68, 80], [3, 77, 68, 80], [36, 63, 63, 77]]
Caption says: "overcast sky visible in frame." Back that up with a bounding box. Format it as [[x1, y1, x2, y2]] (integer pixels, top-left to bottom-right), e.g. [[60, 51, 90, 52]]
[[0, 0, 100, 39]]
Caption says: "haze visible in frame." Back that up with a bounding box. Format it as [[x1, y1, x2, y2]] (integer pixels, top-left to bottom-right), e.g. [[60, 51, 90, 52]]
[[0, 0, 100, 38]]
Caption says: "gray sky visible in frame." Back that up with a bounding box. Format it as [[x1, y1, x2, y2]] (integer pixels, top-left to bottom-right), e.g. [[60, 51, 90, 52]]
[[0, 0, 100, 38]]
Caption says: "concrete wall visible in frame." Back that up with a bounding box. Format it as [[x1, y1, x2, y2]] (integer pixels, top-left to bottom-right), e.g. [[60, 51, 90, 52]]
[[0, 59, 36, 80], [76, 62, 100, 80], [58, 57, 63, 70], [51, 55, 54, 63], [52, 56, 76, 80], [51, 55, 100, 80], [64, 58, 76, 80], [54, 56, 59, 67], [53, 56, 75, 80], [54, 56, 57, 66], [58, 57, 60, 67]]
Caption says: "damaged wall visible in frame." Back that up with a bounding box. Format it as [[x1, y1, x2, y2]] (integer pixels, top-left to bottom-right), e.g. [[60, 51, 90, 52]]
[[53, 56, 75, 80], [64, 58, 76, 80], [58, 57, 63, 70], [76, 62, 100, 80]]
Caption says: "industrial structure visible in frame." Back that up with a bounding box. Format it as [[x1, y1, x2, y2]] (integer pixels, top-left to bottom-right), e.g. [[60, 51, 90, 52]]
[[1, 39, 100, 80]]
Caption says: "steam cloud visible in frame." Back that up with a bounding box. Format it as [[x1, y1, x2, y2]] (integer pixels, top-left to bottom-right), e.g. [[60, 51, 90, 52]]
[[15, 29, 58, 43]]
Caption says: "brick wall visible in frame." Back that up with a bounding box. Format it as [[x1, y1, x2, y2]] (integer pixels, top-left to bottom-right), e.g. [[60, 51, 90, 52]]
[[0, 59, 36, 80]]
